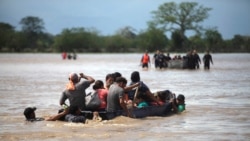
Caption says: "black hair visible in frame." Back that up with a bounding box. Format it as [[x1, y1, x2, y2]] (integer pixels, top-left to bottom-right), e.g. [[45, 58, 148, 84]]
[[157, 90, 173, 101], [115, 77, 127, 84], [131, 71, 140, 83], [113, 72, 122, 82], [158, 92, 167, 101], [105, 73, 113, 81], [177, 94, 185, 102], [23, 107, 36, 120], [93, 80, 104, 90]]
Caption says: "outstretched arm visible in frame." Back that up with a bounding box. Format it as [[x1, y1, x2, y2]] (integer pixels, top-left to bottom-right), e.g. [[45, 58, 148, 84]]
[[146, 90, 163, 105], [79, 73, 95, 84], [45, 108, 69, 121], [124, 82, 140, 92]]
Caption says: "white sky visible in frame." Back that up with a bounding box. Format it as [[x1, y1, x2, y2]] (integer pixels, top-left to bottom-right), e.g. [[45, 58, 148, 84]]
[[0, 0, 249, 39]]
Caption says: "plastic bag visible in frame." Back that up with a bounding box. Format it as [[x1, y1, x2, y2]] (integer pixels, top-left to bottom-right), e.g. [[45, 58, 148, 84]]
[[85, 91, 101, 110]]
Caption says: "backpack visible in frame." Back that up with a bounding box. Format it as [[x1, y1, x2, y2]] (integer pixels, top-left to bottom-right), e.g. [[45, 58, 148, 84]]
[[85, 91, 101, 111]]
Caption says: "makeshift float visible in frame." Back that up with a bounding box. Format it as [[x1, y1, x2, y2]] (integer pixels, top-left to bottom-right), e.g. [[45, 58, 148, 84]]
[[167, 59, 188, 69], [82, 89, 175, 120], [81, 102, 172, 120]]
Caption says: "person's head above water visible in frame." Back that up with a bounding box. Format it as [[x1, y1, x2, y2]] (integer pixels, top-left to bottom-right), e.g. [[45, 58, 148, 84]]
[[23, 107, 36, 120], [69, 72, 79, 83], [131, 71, 140, 83]]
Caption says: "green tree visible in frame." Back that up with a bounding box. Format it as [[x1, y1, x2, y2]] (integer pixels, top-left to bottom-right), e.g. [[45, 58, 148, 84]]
[[204, 28, 223, 51], [103, 35, 132, 52], [19, 16, 45, 50], [137, 26, 168, 52], [36, 32, 54, 52], [150, 2, 211, 49], [20, 16, 44, 33], [170, 30, 186, 51], [188, 35, 206, 52], [0, 22, 15, 51], [116, 26, 137, 39], [8, 31, 29, 52], [53, 27, 103, 52]]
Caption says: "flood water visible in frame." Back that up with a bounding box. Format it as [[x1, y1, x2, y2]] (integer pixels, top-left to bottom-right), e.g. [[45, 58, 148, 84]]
[[0, 53, 249, 141]]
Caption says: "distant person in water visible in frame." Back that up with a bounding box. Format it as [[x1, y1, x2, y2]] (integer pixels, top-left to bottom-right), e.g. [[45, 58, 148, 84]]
[[73, 52, 77, 60], [193, 50, 201, 69], [141, 50, 150, 70], [67, 53, 72, 60], [203, 51, 213, 70], [153, 50, 160, 68], [62, 52, 67, 60]]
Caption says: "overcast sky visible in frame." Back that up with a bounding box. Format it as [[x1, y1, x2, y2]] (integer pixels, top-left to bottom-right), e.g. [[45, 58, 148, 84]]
[[0, 0, 249, 39]]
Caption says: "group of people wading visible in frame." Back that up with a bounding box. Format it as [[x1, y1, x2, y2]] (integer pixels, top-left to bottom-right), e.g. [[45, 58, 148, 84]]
[[62, 51, 77, 60], [23, 71, 185, 123], [141, 50, 213, 70]]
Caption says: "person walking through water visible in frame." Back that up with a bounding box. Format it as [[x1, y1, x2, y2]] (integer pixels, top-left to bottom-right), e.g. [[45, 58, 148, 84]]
[[193, 49, 201, 69], [153, 50, 160, 69], [203, 50, 213, 70], [141, 50, 150, 70], [62, 51, 67, 60]]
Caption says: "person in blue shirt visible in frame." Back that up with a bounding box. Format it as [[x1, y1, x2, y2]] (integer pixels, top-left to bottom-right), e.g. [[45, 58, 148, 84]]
[[135, 92, 149, 108]]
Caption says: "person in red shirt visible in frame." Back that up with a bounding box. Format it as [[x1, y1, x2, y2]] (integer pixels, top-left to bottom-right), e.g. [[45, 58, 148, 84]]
[[62, 51, 67, 60], [92, 80, 108, 111]]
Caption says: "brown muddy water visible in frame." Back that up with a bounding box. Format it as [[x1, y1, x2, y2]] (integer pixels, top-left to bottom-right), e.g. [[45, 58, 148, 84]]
[[0, 53, 249, 141]]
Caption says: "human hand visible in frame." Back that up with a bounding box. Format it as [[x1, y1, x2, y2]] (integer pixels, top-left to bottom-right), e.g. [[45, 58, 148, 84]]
[[79, 73, 84, 78]]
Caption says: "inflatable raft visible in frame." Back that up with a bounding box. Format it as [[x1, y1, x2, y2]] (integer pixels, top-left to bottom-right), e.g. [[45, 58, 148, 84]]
[[81, 102, 172, 120]]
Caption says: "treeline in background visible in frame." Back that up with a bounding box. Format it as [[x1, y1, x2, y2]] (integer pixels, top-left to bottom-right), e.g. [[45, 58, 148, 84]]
[[1, 2, 249, 53]]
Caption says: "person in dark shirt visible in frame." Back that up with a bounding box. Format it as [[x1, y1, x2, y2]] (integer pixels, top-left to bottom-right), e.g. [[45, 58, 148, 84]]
[[153, 50, 160, 69], [203, 51, 213, 70], [60, 72, 95, 111], [127, 71, 162, 106], [193, 50, 201, 69]]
